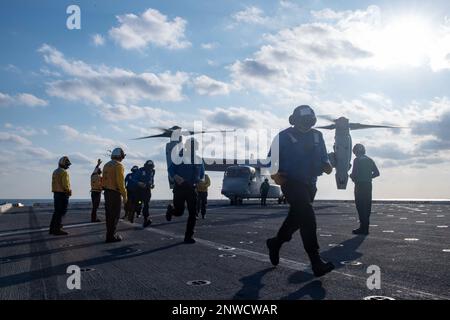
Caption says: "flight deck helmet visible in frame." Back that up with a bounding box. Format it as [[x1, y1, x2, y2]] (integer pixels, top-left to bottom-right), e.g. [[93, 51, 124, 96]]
[[353, 144, 366, 157], [58, 156, 72, 169], [289, 105, 317, 131]]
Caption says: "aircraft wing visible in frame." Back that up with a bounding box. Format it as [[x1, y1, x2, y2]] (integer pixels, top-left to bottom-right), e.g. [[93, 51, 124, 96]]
[[202, 158, 271, 172]]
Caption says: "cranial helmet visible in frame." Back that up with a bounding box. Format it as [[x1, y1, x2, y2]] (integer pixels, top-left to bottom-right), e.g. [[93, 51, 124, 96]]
[[111, 147, 126, 160], [131, 165, 139, 173], [58, 156, 71, 169], [144, 160, 154, 170], [289, 105, 317, 130], [353, 143, 366, 156]]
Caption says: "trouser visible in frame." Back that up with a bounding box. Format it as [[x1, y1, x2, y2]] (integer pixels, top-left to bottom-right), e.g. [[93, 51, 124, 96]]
[[50, 192, 69, 231], [197, 191, 208, 216], [275, 181, 319, 256], [141, 188, 152, 220], [354, 182, 372, 229], [91, 191, 101, 221], [168, 183, 198, 239], [125, 188, 139, 223], [104, 189, 122, 239], [261, 192, 268, 206]]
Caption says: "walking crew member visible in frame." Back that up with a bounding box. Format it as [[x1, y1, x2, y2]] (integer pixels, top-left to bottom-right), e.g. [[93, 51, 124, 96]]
[[196, 173, 210, 219], [50, 156, 72, 236], [102, 148, 127, 243], [260, 178, 270, 206], [350, 144, 380, 235], [124, 166, 139, 222], [166, 138, 205, 244], [90, 159, 103, 223], [138, 160, 155, 228], [266, 105, 335, 277]]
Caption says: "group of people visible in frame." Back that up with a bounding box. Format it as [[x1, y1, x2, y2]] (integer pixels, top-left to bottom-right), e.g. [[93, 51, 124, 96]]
[[49, 140, 212, 244], [50, 104, 379, 277]]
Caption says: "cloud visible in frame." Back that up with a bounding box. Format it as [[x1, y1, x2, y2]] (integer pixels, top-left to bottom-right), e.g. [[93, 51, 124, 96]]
[[39, 44, 188, 107], [229, 5, 450, 97], [193, 75, 231, 96], [229, 22, 372, 96], [21, 146, 54, 160], [411, 98, 450, 151], [3, 123, 48, 136], [91, 33, 105, 46], [109, 8, 190, 50], [0, 131, 32, 145], [59, 125, 124, 149], [201, 42, 219, 50], [232, 6, 268, 25], [100, 104, 174, 122], [0, 92, 48, 107], [3, 64, 21, 74], [202, 107, 285, 129]]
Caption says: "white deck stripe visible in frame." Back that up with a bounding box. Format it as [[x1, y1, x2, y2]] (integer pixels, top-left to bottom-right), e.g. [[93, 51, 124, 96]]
[[120, 219, 449, 300]]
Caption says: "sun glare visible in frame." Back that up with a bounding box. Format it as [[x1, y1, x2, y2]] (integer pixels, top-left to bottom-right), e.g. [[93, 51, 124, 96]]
[[374, 14, 434, 67]]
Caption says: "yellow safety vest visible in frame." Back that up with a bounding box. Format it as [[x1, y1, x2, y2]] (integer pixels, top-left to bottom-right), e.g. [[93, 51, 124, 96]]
[[52, 168, 71, 193], [196, 174, 211, 193], [91, 174, 103, 192], [102, 160, 127, 199]]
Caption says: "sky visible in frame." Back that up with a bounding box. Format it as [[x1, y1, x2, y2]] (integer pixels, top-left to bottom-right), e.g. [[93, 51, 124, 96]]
[[1, 0, 450, 200]]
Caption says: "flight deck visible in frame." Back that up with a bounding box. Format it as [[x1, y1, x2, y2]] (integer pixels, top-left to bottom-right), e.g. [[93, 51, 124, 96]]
[[0, 200, 449, 300]]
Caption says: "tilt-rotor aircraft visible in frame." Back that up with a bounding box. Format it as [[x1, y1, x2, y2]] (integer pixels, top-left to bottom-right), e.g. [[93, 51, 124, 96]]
[[316, 116, 402, 190], [134, 126, 283, 205]]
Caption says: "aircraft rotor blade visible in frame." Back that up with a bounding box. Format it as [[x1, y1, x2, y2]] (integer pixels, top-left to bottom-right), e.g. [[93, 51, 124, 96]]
[[316, 124, 336, 130], [132, 133, 170, 140], [187, 129, 236, 135], [349, 123, 403, 130]]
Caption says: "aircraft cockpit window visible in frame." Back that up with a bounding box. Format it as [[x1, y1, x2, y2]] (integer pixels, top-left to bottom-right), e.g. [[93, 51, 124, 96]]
[[225, 167, 251, 178]]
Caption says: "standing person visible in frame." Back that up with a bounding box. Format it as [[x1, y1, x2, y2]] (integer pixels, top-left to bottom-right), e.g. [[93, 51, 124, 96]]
[[166, 138, 205, 244], [266, 105, 335, 277], [350, 144, 380, 235], [102, 148, 127, 243], [124, 166, 139, 222], [50, 156, 72, 236], [138, 160, 155, 228], [90, 159, 103, 223], [196, 173, 211, 219], [260, 178, 270, 206]]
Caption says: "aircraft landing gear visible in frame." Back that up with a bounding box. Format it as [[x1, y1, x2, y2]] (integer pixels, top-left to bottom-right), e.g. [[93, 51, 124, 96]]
[[230, 196, 243, 206]]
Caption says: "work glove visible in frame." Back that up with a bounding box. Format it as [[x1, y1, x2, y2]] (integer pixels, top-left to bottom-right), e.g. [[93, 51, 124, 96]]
[[323, 163, 333, 175], [174, 175, 185, 185]]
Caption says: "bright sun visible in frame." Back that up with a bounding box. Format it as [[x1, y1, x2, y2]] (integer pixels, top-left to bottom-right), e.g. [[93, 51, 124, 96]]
[[374, 15, 434, 67]]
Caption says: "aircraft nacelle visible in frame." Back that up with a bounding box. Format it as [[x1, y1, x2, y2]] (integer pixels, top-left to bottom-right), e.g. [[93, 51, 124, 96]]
[[335, 170, 349, 190]]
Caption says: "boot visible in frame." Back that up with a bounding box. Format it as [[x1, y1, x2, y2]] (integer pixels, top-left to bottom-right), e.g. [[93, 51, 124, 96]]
[[51, 229, 69, 236], [308, 252, 335, 277], [184, 237, 196, 244], [143, 218, 152, 228], [105, 234, 123, 243], [352, 226, 369, 235], [166, 204, 173, 221], [266, 237, 281, 266]]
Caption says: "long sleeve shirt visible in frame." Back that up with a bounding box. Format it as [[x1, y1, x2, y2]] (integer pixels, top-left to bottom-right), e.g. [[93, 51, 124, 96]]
[[102, 160, 127, 199], [350, 155, 380, 183], [52, 168, 71, 193], [269, 127, 330, 185], [196, 174, 211, 192]]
